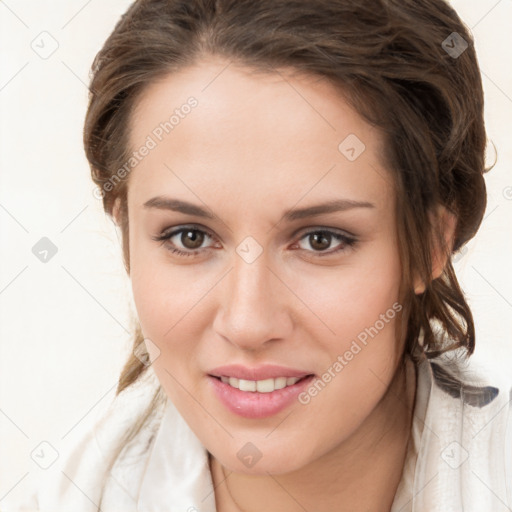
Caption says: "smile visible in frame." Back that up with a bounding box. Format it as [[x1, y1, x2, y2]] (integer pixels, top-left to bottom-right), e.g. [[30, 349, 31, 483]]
[[208, 374, 316, 419]]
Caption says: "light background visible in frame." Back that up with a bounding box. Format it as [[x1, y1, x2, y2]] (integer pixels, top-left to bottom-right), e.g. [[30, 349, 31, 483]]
[[0, 0, 511, 501]]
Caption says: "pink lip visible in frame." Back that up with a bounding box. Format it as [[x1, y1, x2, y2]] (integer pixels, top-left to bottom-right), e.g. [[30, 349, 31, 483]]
[[207, 365, 316, 419], [208, 364, 312, 381], [208, 374, 315, 419]]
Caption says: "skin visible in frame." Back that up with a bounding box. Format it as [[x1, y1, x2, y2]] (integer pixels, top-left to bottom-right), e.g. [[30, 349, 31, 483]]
[[116, 56, 454, 511]]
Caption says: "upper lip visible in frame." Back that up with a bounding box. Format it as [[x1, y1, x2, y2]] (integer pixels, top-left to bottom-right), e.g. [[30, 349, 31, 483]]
[[208, 364, 314, 381]]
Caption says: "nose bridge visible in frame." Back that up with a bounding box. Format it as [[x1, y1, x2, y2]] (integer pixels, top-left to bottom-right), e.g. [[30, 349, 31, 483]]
[[232, 253, 270, 309], [213, 250, 288, 348]]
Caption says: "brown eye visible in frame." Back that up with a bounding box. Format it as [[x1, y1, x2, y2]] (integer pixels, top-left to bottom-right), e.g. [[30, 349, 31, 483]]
[[152, 225, 217, 257], [295, 229, 357, 257]]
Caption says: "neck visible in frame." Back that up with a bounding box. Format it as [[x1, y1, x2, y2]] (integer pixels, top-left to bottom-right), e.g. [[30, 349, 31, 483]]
[[210, 356, 417, 512]]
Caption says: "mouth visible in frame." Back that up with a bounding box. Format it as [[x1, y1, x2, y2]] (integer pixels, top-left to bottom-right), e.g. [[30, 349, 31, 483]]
[[207, 373, 316, 419]]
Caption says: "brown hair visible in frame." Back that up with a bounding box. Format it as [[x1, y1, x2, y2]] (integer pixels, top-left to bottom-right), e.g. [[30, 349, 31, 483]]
[[84, 0, 490, 397]]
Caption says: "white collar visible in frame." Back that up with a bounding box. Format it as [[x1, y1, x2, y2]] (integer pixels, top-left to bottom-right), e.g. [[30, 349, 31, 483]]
[[137, 397, 217, 511]]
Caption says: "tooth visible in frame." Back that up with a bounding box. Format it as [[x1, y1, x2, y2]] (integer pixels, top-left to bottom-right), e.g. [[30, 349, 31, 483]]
[[238, 379, 256, 392], [274, 377, 287, 390], [256, 378, 275, 393], [224, 376, 305, 392]]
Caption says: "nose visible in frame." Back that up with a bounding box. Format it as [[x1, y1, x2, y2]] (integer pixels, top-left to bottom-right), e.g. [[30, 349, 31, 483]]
[[212, 252, 293, 351]]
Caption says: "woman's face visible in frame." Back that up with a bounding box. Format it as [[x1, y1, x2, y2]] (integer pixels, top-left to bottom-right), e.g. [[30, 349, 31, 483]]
[[125, 56, 404, 474]]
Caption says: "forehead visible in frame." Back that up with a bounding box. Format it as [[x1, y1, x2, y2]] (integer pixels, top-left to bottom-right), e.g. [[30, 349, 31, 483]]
[[127, 57, 394, 212]]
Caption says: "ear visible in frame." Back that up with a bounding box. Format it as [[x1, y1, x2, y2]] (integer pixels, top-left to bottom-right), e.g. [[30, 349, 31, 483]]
[[112, 197, 122, 227], [413, 205, 457, 295]]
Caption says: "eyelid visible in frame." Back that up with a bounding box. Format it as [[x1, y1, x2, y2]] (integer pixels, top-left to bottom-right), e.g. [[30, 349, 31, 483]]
[[292, 225, 357, 240], [155, 224, 217, 242]]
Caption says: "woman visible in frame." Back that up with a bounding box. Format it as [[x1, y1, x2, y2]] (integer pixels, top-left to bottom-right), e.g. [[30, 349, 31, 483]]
[[9, 0, 512, 510]]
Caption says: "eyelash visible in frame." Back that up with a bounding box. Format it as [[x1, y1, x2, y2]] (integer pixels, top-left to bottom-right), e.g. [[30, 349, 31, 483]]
[[152, 225, 358, 259]]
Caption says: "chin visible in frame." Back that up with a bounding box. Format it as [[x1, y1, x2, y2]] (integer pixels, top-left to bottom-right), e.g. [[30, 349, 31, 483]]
[[214, 442, 310, 476]]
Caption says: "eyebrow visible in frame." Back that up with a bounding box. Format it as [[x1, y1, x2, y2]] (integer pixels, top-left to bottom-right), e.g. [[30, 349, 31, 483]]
[[143, 196, 375, 221]]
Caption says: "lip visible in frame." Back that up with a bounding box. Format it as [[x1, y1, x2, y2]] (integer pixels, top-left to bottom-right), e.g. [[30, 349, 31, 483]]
[[208, 373, 315, 419], [208, 364, 312, 381]]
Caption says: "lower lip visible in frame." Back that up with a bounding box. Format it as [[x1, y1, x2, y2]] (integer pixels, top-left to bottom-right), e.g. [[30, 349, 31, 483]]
[[208, 374, 315, 419]]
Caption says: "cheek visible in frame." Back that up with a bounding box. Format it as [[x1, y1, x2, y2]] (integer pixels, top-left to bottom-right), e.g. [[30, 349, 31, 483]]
[[295, 243, 402, 350], [129, 236, 194, 338], [293, 245, 402, 411], [130, 263, 205, 404], [129, 248, 211, 385], [131, 269, 195, 349]]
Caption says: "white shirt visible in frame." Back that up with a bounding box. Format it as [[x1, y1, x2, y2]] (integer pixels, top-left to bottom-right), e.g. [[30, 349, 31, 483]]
[[5, 355, 512, 512]]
